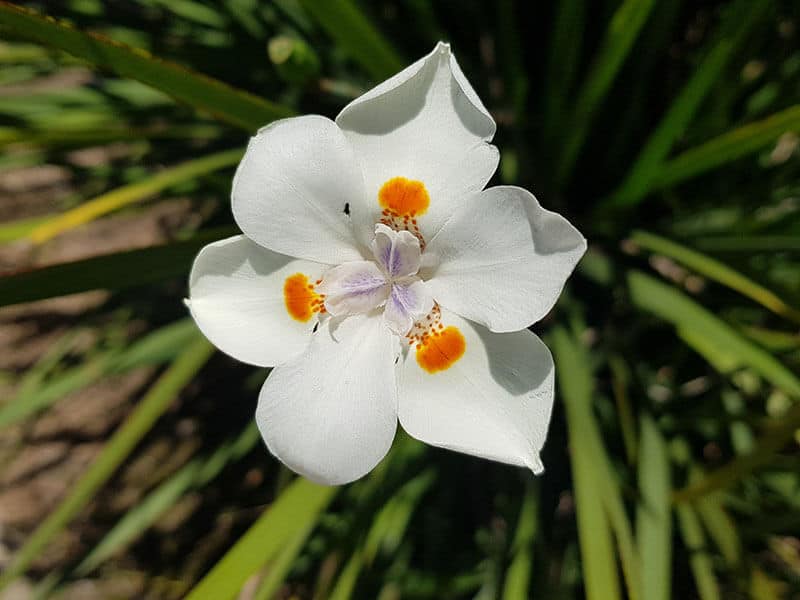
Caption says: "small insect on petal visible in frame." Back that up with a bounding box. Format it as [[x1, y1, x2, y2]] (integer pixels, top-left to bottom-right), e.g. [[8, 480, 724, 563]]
[[283, 273, 325, 322]]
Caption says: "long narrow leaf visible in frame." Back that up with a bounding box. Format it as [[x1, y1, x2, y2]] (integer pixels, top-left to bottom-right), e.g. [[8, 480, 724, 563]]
[[556, 0, 656, 183], [676, 503, 720, 600], [636, 415, 672, 600], [502, 484, 538, 600], [673, 401, 800, 502], [631, 230, 800, 323], [0, 215, 49, 243], [0, 227, 234, 307], [74, 423, 259, 575], [0, 335, 214, 591], [298, 0, 403, 81], [610, 0, 771, 206], [627, 271, 800, 397], [252, 527, 315, 600], [0, 3, 292, 130], [551, 327, 622, 600], [185, 477, 336, 600], [692, 481, 741, 566], [329, 469, 435, 599], [0, 319, 197, 429], [28, 148, 242, 243], [653, 104, 800, 189]]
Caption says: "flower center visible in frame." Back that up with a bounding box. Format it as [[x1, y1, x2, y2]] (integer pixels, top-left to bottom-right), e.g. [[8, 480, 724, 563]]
[[280, 176, 466, 374]]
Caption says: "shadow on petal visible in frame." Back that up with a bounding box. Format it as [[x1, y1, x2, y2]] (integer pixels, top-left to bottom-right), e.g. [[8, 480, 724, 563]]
[[475, 325, 553, 396]]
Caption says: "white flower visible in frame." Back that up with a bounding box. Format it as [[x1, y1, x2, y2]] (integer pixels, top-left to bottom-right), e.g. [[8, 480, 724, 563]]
[[186, 43, 586, 485]]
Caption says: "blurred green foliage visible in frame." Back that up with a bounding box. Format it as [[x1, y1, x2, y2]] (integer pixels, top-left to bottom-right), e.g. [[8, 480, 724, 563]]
[[0, 0, 799, 598]]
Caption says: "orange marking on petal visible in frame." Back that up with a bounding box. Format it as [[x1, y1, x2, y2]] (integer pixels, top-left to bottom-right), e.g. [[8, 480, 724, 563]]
[[379, 177, 430, 217], [283, 273, 323, 322], [416, 326, 466, 374]]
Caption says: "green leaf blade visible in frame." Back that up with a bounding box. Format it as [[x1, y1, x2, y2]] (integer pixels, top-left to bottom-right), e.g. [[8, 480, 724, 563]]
[[0, 3, 293, 130], [185, 477, 337, 600], [610, 0, 772, 206], [298, 0, 403, 81]]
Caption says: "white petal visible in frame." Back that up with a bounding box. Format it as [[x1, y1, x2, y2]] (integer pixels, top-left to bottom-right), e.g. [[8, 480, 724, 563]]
[[336, 42, 499, 245], [256, 313, 398, 485], [371, 223, 421, 278], [232, 115, 365, 264], [397, 310, 554, 472], [187, 235, 327, 367], [424, 186, 586, 332], [318, 261, 389, 316], [383, 279, 434, 336]]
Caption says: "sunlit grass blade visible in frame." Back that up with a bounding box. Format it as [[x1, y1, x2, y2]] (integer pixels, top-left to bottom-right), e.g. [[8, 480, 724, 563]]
[[599, 457, 641, 600], [325, 469, 436, 600], [739, 326, 800, 352], [562, 345, 641, 600], [185, 477, 337, 600], [328, 469, 435, 599], [609, 0, 771, 206], [0, 40, 51, 62], [627, 271, 800, 397], [580, 253, 800, 397], [0, 215, 49, 243], [550, 323, 642, 599], [692, 485, 741, 566], [10, 329, 81, 399], [673, 401, 800, 502], [551, 326, 622, 600], [0, 3, 293, 130], [0, 335, 214, 591], [74, 423, 259, 575], [251, 527, 314, 600], [555, 0, 656, 184], [363, 469, 435, 563], [502, 483, 538, 600], [298, 0, 403, 81], [28, 148, 242, 243], [652, 104, 800, 190], [750, 568, 788, 600], [148, 0, 226, 28], [328, 546, 364, 600], [636, 415, 672, 600], [0, 226, 235, 307], [0, 319, 197, 430], [631, 230, 800, 324], [676, 503, 720, 600]]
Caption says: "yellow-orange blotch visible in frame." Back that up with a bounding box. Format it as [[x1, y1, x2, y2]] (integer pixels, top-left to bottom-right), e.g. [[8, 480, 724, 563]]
[[283, 273, 324, 322], [416, 326, 466, 374], [379, 177, 430, 216]]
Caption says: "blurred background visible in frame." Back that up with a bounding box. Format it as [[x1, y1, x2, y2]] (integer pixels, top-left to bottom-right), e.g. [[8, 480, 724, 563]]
[[0, 0, 799, 598]]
